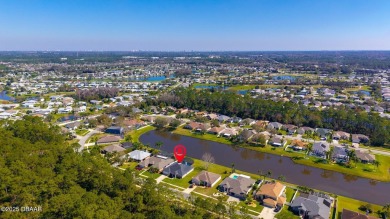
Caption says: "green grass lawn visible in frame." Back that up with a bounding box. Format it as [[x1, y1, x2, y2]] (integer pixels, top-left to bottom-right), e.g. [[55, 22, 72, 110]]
[[127, 125, 156, 143], [228, 85, 257, 91], [75, 129, 90, 136], [285, 187, 296, 202], [237, 201, 264, 215], [141, 170, 163, 179], [275, 206, 300, 219], [173, 127, 232, 145], [336, 196, 383, 219], [120, 161, 139, 170]]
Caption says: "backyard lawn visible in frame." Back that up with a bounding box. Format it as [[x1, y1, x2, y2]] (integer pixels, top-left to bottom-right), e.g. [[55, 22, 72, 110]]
[[127, 125, 156, 142], [336, 196, 384, 219], [285, 187, 296, 202], [275, 206, 300, 219]]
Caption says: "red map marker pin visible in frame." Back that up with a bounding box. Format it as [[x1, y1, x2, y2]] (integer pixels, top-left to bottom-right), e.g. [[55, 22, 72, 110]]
[[174, 144, 186, 163]]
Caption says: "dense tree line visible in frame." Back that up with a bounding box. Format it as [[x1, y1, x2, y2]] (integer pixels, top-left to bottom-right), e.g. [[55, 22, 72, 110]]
[[153, 88, 390, 146], [75, 87, 119, 101], [0, 116, 235, 219]]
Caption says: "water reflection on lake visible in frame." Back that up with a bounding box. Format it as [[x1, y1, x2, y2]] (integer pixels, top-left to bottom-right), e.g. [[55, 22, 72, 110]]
[[140, 130, 390, 205]]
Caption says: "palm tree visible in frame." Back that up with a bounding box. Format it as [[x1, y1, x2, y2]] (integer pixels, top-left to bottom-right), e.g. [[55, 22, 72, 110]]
[[267, 170, 272, 179], [306, 144, 313, 158], [373, 160, 380, 170], [348, 149, 357, 167], [383, 203, 390, 217], [278, 175, 286, 182], [155, 141, 163, 150], [328, 146, 334, 162], [231, 163, 235, 173]]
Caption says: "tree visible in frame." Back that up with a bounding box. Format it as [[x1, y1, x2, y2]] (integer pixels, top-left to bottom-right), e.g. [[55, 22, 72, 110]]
[[201, 152, 215, 170], [267, 170, 272, 179], [155, 141, 163, 150], [96, 114, 112, 128], [383, 203, 390, 217], [154, 117, 169, 128], [169, 119, 181, 128], [231, 163, 235, 173], [306, 144, 313, 158], [278, 175, 286, 182]]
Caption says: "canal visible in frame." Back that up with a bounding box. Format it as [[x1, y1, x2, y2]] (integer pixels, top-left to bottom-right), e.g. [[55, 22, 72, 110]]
[[140, 130, 390, 205]]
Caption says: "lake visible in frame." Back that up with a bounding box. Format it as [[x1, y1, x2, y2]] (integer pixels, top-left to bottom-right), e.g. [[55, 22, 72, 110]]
[[140, 130, 390, 205], [0, 91, 14, 101], [130, 75, 175, 82]]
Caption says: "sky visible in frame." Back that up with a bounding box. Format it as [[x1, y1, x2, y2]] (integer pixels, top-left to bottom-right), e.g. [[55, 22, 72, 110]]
[[0, 0, 390, 51]]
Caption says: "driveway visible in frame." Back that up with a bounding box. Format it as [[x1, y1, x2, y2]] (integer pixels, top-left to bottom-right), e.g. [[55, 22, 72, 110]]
[[259, 207, 277, 219], [77, 129, 100, 152]]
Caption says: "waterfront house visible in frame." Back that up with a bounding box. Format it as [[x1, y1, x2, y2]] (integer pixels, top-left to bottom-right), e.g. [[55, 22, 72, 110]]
[[218, 175, 255, 200], [331, 146, 349, 162], [312, 142, 330, 158], [269, 136, 286, 147], [162, 162, 194, 179], [355, 150, 376, 163], [290, 193, 332, 219], [138, 155, 174, 172], [255, 181, 286, 208], [192, 171, 221, 187]]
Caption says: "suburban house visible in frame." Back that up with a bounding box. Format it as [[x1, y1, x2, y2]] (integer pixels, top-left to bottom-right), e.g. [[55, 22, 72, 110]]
[[191, 170, 221, 187], [267, 122, 283, 130], [355, 150, 376, 163], [312, 142, 330, 158], [290, 139, 308, 151], [269, 136, 286, 147], [341, 209, 379, 219], [97, 135, 121, 144], [138, 155, 174, 172], [127, 150, 151, 161], [123, 119, 146, 129], [290, 193, 332, 219], [121, 142, 132, 149], [217, 115, 231, 123], [218, 175, 255, 200], [297, 127, 315, 135], [332, 131, 351, 140], [184, 121, 201, 130], [162, 162, 194, 179], [207, 126, 225, 135], [101, 144, 126, 154], [219, 128, 238, 137], [207, 113, 218, 120], [315, 128, 333, 139], [282, 124, 298, 135], [65, 121, 81, 130], [239, 118, 256, 126], [255, 181, 286, 209], [332, 146, 349, 162], [105, 126, 124, 135], [239, 129, 257, 142], [351, 134, 370, 144]]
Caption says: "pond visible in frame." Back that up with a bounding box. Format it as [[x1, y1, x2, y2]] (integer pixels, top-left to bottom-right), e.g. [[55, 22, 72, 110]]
[[0, 91, 15, 101], [272, 75, 297, 81], [140, 130, 390, 205], [194, 85, 229, 90], [130, 75, 175, 82]]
